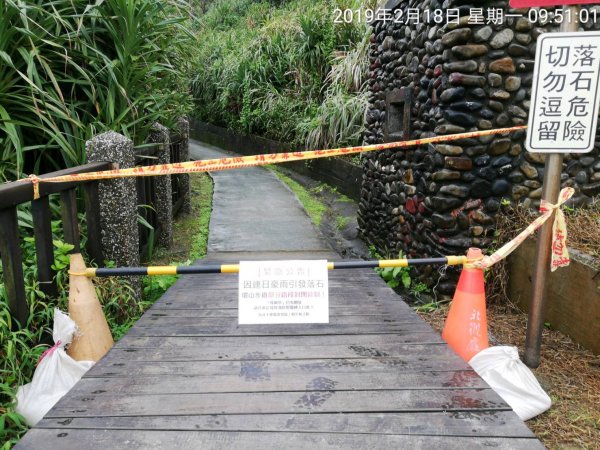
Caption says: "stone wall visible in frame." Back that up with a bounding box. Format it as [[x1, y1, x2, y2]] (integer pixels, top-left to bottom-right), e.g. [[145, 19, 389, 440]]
[[358, 0, 600, 296]]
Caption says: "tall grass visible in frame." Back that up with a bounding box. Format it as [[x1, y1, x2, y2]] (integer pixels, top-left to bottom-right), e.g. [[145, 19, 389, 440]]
[[0, 0, 194, 180], [190, 0, 375, 149]]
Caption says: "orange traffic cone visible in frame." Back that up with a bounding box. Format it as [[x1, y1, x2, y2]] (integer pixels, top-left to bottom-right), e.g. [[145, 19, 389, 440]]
[[67, 253, 114, 361], [442, 248, 489, 362]]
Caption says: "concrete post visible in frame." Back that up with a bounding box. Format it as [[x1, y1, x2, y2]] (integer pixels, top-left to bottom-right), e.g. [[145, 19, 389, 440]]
[[85, 131, 141, 298], [147, 123, 173, 248], [177, 116, 191, 214]]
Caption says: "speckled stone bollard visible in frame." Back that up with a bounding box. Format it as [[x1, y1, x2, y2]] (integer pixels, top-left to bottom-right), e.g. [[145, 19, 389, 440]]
[[147, 123, 173, 248], [86, 131, 141, 298], [177, 116, 191, 214]]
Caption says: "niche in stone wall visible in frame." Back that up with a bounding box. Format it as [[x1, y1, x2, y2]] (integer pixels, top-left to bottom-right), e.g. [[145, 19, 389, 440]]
[[384, 87, 412, 142]]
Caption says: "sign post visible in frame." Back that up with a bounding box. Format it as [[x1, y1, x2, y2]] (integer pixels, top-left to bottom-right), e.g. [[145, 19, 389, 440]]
[[523, 5, 600, 367]]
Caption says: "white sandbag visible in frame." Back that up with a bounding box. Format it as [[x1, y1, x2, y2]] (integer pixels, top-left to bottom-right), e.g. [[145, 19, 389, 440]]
[[16, 309, 94, 426], [469, 346, 551, 421]]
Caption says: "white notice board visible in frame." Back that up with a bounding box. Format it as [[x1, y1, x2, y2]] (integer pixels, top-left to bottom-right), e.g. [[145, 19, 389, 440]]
[[238, 260, 329, 324], [526, 31, 600, 153]]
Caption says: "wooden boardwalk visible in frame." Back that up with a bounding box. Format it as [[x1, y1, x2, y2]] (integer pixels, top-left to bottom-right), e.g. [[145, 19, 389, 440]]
[[17, 251, 542, 449]]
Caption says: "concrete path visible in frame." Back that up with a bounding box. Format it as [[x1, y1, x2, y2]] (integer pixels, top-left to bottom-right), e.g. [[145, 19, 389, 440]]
[[189, 140, 332, 255]]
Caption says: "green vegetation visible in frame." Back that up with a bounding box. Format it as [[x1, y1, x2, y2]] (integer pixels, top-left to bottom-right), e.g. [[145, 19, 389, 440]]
[[335, 215, 350, 230], [1, 2, 197, 435], [0, 2, 206, 446], [269, 166, 327, 226], [377, 265, 411, 290], [1, 2, 196, 442], [368, 245, 434, 305], [369, 246, 411, 290], [190, 0, 374, 149], [0, 173, 213, 446], [312, 182, 353, 203], [188, 174, 214, 261], [0, 226, 142, 446], [144, 173, 214, 301], [0, 0, 193, 181]]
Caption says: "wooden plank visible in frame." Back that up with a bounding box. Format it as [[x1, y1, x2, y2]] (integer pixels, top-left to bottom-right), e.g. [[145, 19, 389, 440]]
[[509, 239, 600, 354], [83, 182, 103, 264], [34, 410, 535, 438], [153, 298, 404, 311], [133, 315, 421, 327], [97, 343, 460, 367], [17, 262, 543, 449], [15, 429, 545, 450], [113, 333, 445, 350], [60, 189, 80, 253], [156, 288, 410, 303], [143, 307, 393, 317], [0, 207, 28, 325], [124, 323, 435, 338], [46, 389, 509, 417], [163, 274, 386, 287], [84, 356, 471, 378], [157, 275, 401, 290], [70, 370, 488, 395], [195, 250, 339, 263], [105, 341, 449, 361], [31, 196, 58, 297], [154, 283, 392, 294], [154, 290, 415, 309]]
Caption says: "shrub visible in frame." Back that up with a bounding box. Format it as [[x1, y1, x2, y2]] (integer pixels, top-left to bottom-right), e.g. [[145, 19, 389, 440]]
[[0, 0, 193, 181], [190, 0, 375, 148]]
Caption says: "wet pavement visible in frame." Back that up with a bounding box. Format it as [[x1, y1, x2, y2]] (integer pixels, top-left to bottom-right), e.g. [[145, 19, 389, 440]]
[[189, 140, 331, 254]]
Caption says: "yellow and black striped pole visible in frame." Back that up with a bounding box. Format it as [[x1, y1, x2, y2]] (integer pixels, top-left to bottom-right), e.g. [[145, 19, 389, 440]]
[[76, 256, 468, 278]]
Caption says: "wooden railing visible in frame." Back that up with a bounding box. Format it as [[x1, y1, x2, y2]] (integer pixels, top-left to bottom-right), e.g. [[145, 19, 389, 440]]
[[0, 162, 113, 325], [0, 132, 187, 325], [135, 145, 161, 261], [134, 132, 184, 261]]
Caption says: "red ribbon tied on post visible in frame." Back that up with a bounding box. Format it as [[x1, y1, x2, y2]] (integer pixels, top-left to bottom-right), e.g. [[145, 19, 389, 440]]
[[467, 187, 574, 271], [539, 187, 574, 272]]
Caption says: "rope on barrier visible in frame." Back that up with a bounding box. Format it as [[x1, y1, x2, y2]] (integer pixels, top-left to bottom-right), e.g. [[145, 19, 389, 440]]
[[22, 125, 526, 200]]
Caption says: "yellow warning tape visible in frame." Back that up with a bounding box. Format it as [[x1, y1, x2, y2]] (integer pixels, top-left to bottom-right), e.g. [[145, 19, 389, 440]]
[[25, 123, 571, 272], [24, 126, 526, 200]]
